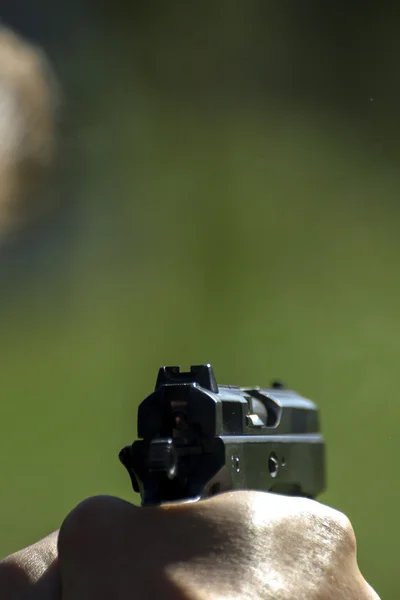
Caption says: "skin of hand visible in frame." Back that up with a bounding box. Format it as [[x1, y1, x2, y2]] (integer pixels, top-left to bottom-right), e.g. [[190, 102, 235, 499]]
[[0, 491, 380, 600]]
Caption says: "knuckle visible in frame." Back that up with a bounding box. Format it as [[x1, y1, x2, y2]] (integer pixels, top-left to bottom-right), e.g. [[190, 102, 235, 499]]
[[58, 495, 117, 558], [291, 499, 358, 557], [58, 495, 135, 562], [0, 531, 58, 587], [316, 505, 357, 554], [364, 583, 382, 600], [0, 559, 30, 593]]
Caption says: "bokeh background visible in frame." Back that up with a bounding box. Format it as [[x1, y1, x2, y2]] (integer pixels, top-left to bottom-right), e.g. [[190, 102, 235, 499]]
[[0, 1, 398, 597]]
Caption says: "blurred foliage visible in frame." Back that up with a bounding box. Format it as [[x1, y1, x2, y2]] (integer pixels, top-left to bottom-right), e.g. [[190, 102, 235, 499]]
[[0, 2, 398, 597]]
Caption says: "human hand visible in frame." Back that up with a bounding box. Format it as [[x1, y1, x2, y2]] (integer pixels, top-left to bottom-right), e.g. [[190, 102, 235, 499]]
[[0, 491, 380, 599]]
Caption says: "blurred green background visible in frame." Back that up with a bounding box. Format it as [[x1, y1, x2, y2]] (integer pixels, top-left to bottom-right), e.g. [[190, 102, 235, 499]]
[[0, 2, 398, 597]]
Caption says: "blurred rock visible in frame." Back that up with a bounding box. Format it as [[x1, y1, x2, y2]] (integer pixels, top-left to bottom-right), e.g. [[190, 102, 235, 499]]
[[0, 27, 59, 241]]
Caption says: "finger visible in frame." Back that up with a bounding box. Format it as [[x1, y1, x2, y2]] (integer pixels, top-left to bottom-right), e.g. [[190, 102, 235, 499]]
[[0, 531, 60, 600]]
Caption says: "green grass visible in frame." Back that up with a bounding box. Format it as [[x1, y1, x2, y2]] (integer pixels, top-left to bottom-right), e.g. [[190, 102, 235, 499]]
[[0, 105, 396, 597]]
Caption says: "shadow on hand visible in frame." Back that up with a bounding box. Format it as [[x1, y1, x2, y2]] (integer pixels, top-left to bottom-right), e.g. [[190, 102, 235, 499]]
[[0, 556, 60, 600]]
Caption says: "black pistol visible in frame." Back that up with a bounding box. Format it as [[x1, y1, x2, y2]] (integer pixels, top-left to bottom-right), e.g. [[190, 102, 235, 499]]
[[119, 364, 325, 506]]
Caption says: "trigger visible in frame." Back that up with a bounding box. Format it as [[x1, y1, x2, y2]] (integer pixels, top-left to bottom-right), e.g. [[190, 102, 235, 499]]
[[119, 446, 140, 493]]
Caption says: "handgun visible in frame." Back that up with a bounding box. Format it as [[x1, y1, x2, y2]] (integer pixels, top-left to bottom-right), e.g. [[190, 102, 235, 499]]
[[119, 364, 325, 506]]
